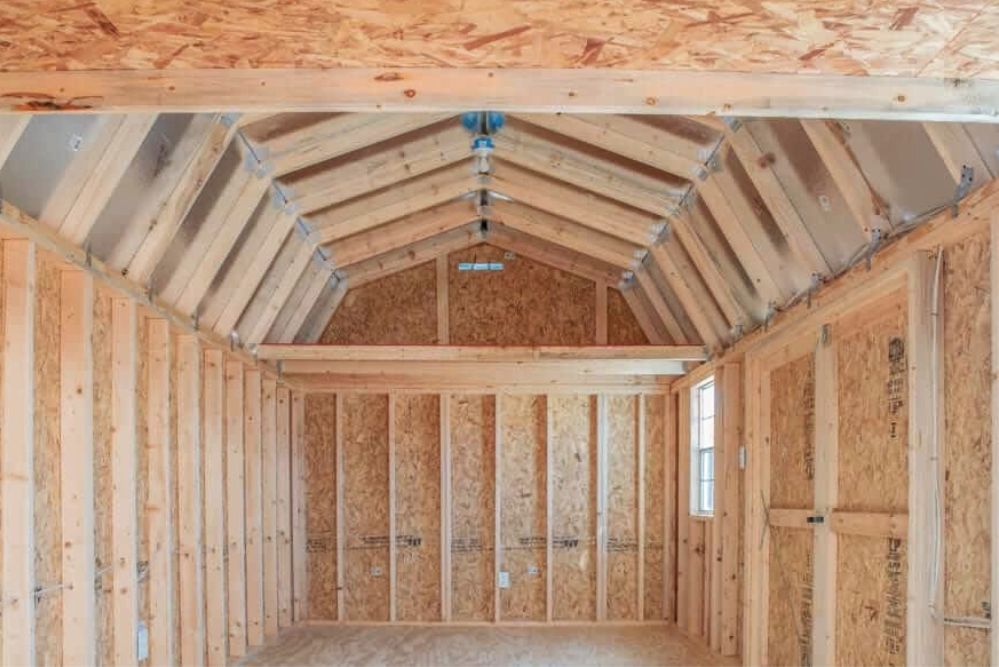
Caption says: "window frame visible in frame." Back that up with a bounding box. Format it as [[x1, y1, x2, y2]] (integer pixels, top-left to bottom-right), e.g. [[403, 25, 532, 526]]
[[690, 376, 716, 517]]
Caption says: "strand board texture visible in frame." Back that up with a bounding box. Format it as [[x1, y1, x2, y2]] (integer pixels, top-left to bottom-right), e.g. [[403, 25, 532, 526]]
[[302, 390, 676, 626]]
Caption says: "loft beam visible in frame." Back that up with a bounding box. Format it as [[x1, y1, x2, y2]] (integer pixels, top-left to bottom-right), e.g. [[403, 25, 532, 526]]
[[257, 344, 706, 362]]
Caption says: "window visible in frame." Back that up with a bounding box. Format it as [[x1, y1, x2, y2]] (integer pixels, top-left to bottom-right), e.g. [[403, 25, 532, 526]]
[[690, 377, 715, 516]]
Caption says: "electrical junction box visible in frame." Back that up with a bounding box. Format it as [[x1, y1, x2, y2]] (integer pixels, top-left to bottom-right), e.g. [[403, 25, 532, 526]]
[[498, 571, 510, 589]]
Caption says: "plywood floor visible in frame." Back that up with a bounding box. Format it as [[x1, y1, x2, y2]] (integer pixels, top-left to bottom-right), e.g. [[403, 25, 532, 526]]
[[239, 624, 739, 666]]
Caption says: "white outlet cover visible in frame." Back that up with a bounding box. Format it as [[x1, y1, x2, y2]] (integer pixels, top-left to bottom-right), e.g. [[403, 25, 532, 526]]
[[527, 565, 539, 576], [498, 571, 510, 589], [136, 621, 149, 662], [371, 565, 383, 577]]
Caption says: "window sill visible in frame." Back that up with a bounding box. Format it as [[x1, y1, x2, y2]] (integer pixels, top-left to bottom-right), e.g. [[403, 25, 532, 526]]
[[689, 513, 714, 522]]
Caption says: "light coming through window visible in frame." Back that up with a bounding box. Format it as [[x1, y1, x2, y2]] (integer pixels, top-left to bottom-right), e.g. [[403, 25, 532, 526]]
[[690, 377, 715, 516]]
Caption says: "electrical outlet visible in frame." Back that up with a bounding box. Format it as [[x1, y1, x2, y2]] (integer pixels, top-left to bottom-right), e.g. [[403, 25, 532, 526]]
[[136, 621, 149, 662], [371, 565, 383, 577], [527, 565, 539, 576], [498, 571, 510, 589]]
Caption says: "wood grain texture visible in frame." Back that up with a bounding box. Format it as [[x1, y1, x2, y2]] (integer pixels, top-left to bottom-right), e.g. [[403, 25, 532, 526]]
[[769, 353, 815, 509], [394, 394, 442, 621], [608, 288, 649, 346], [643, 394, 666, 621], [766, 526, 813, 667], [449, 395, 496, 622]]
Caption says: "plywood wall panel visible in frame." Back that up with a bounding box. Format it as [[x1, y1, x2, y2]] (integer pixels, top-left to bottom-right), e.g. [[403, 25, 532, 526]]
[[836, 535, 907, 667], [449, 244, 595, 346], [304, 394, 337, 620], [766, 526, 813, 667], [941, 232, 992, 666], [321, 262, 436, 345], [608, 287, 649, 345], [549, 394, 596, 621], [606, 395, 639, 621], [449, 395, 495, 622], [33, 254, 61, 665], [769, 353, 815, 510], [342, 394, 390, 621], [93, 285, 114, 667], [836, 293, 908, 514], [394, 394, 442, 621], [499, 394, 547, 621], [643, 395, 666, 620]]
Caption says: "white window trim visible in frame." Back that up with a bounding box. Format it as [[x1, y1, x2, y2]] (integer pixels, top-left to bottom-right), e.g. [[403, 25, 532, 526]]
[[690, 376, 715, 517]]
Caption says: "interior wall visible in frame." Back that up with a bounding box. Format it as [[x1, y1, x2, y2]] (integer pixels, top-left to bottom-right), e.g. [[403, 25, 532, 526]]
[[0, 239, 302, 666], [321, 247, 650, 346], [682, 189, 997, 666], [303, 390, 675, 625]]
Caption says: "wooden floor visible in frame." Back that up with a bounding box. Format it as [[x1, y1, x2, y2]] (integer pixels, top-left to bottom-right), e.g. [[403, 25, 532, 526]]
[[238, 624, 739, 666]]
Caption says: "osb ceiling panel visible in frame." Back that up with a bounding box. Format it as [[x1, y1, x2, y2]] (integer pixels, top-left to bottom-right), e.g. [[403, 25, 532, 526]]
[[1, 1, 997, 78]]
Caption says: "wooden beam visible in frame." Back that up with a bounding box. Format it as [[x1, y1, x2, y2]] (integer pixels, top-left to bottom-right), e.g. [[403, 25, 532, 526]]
[[298, 278, 349, 344], [596, 394, 608, 621], [111, 297, 139, 666], [281, 360, 688, 379], [310, 162, 476, 242], [59, 114, 158, 245], [225, 360, 247, 657], [0, 115, 29, 168], [493, 123, 685, 213], [176, 334, 205, 665], [493, 395, 502, 623], [388, 393, 398, 622], [244, 241, 315, 347], [1, 240, 35, 666], [290, 125, 471, 214], [126, 115, 241, 285], [5, 69, 999, 121], [272, 267, 335, 344], [813, 328, 838, 666], [800, 119, 886, 237], [637, 397, 646, 622], [292, 374, 671, 395], [491, 159, 662, 246], [718, 364, 740, 656], [276, 386, 294, 628], [493, 201, 644, 270], [261, 113, 453, 176], [436, 255, 450, 344], [633, 268, 690, 345], [922, 122, 994, 187], [620, 285, 668, 345], [516, 114, 702, 179], [647, 244, 725, 350], [322, 200, 476, 261], [906, 251, 944, 664], [724, 123, 831, 276], [290, 391, 308, 622], [261, 378, 280, 638], [60, 268, 95, 667], [173, 174, 272, 315], [334, 393, 346, 621], [243, 369, 265, 647], [345, 223, 483, 289], [203, 348, 227, 666], [145, 317, 174, 664], [545, 395, 554, 622], [209, 205, 299, 336], [259, 344, 705, 362], [993, 212, 999, 667], [595, 285, 608, 345]]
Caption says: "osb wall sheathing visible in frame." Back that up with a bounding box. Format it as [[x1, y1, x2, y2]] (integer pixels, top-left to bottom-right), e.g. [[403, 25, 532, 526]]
[[770, 353, 816, 510], [450, 394, 496, 622], [767, 526, 814, 666], [644, 395, 666, 620], [499, 394, 547, 621], [394, 394, 442, 621], [608, 287, 649, 345], [449, 244, 595, 345], [835, 292, 908, 666], [34, 253, 61, 665], [606, 395, 639, 621], [942, 232, 992, 665], [304, 394, 337, 620], [94, 284, 114, 666], [766, 353, 815, 666], [549, 394, 597, 621], [321, 262, 436, 344], [342, 394, 390, 621]]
